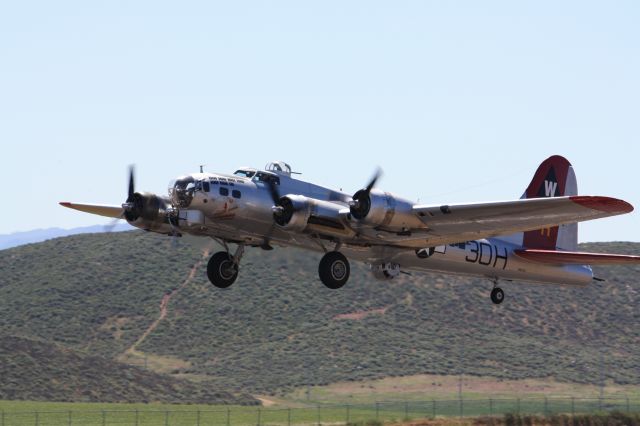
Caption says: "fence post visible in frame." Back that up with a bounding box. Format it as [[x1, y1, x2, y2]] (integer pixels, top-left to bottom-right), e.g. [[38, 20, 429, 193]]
[[256, 408, 261, 426], [317, 405, 321, 426], [227, 407, 231, 426], [101, 410, 106, 426], [196, 410, 201, 426], [432, 400, 436, 419], [68, 410, 72, 426], [375, 402, 379, 420], [135, 409, 139, 426], [35, 411, 39, 426], [405, 401, 409, 419], [346, 405, 350, 424], [626, 397, 630, 413], [1, 410, 3, 426], [287, 408, 291, 426]]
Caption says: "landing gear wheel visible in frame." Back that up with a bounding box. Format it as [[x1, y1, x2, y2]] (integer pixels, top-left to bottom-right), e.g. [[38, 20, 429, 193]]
[[318, 251, 350, 289], [207, 251, 239, 288], [490, 287, 505, 305]]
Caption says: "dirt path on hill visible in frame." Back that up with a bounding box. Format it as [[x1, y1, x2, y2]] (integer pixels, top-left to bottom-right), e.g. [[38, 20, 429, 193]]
[[125, 247, 211, 354]]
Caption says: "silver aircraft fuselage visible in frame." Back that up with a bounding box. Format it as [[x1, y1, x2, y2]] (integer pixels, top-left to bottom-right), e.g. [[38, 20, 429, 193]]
[[171, 167, 592, 287]]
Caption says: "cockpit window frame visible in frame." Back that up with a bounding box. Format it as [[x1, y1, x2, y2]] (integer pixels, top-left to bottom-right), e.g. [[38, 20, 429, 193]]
[[254, 171, 280, 186], [234, 169, 256, 178]]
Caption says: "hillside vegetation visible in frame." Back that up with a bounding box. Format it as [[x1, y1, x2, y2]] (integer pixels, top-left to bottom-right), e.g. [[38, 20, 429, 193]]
[[0, 335, 256, 404], [0, 233, 639, 397]]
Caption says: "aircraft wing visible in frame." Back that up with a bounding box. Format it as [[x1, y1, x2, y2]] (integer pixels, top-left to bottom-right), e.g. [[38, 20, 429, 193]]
[[59, 202, 124, 219], [375, 196, 633, 248]]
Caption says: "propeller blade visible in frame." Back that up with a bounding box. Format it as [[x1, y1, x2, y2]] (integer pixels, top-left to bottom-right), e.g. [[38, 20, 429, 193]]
[[103, 212, 125, 233], [349, 167, 383, 220], [266, 179, 281, 206], [260, 223, 276, 250], [365, 167, 382, 193], [127, 165, 135, 202]]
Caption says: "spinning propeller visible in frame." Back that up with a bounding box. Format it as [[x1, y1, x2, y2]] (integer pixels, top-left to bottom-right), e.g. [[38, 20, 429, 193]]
[[349, 167, 382, 220], [122, 166, 164, 223], [266, 178, 295, 226]]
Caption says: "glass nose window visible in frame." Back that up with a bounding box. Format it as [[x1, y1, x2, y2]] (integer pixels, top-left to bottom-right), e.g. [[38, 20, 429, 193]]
[[172, 176, 195, 208]]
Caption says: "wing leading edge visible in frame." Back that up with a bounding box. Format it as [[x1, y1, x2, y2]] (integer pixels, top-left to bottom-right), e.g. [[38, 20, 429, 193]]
[[59, 202, 124, 219]]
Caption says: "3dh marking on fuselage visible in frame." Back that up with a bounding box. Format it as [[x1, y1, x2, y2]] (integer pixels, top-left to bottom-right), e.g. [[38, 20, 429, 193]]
[[465, 241, 508, 270]]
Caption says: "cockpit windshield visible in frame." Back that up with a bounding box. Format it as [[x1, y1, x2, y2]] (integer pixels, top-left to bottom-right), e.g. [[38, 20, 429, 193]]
[[253, 171, 280, 185], [234, 169, 256, 178]]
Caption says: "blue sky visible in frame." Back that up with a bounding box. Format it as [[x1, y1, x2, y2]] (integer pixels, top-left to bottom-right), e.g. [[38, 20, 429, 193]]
[[1, 1, 638, 241]]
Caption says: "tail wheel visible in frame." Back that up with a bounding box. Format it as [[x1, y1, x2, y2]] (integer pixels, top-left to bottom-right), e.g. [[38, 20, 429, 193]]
[[490, 287, 505, 305], [318, 251, 350, 289], [207, 251, 239, 288]]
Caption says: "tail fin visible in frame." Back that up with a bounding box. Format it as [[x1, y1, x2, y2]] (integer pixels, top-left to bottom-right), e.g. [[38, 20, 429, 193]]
[[521, 155, 578, 251]]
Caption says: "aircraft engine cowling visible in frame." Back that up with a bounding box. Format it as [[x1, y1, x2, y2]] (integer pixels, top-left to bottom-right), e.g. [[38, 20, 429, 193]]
[[349, 189, 422, 231], [273, 195, 312, 231], [273, 195, 354, 238], [125, 192, 175, 233]]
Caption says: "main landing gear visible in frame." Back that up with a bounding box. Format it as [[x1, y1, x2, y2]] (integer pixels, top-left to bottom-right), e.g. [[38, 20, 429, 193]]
[[318, 251, 350, 289], [206, 244, 352, 290], [207, 245, 244, 288]]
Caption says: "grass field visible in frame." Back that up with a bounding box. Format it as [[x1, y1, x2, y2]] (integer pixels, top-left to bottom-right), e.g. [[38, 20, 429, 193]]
[[278, 374, 640, 405], [2, 375, 640, 426], [1, 398, 639, 426]]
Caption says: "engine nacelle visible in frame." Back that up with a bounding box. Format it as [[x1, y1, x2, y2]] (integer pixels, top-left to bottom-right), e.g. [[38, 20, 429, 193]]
[[350, 189, 422, 231], [126, 192, 176, 234], [370, 263, 401, 280], [274, 195, 355, 238], [274, 195, 312, 231]]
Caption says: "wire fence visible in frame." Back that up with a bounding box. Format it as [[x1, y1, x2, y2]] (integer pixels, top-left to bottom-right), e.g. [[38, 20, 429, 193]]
[[1, 397, 639, 426]]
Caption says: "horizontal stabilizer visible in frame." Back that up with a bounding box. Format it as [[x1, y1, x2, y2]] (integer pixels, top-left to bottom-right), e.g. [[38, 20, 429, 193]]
[[514, 249, 640, 265], [59, 202, 124, 219]]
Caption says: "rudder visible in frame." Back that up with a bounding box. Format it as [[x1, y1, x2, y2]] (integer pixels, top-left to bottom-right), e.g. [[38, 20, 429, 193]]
[[521, 155, 578, 251]]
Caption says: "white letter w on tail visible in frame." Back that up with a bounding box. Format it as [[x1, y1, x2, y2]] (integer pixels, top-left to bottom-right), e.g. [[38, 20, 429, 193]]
[[544, 180, 558, 197]]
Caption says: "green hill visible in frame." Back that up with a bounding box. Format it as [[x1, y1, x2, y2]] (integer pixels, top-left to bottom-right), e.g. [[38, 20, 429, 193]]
[[1, 233, 639, 397], [0, 335, 256, 404]]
